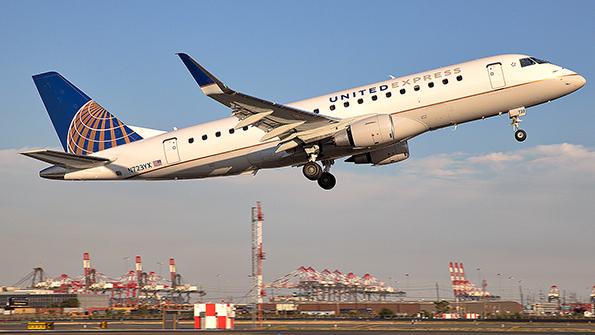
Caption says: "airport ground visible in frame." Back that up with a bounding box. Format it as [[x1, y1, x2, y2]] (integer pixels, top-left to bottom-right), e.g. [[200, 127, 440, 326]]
[[1, 319, 595, 334]]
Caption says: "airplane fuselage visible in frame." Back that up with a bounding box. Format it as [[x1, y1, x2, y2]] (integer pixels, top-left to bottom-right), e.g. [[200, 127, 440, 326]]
[[39, 54, 585, 181]]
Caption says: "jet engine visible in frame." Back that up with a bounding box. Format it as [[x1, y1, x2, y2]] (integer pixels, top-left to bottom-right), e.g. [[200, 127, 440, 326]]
[[334, 114, 427, 148], [346, 141, 409, 165]]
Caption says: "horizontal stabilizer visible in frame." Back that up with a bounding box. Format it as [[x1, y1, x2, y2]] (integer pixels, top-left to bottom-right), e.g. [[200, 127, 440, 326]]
[[21, 149, 111, 169]]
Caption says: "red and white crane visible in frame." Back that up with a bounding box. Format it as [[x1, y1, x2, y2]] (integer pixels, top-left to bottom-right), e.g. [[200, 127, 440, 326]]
[[251, 202, 265, 325], [448, 261, 494, 301]]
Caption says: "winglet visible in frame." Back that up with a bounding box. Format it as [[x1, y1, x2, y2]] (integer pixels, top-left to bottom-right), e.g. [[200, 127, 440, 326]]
[[176, 53, 230, 95]]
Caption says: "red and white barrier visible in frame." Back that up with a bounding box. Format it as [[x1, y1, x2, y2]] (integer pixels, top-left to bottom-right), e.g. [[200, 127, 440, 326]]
[[194, 303, 235, 329], [439, 312, 460, 319], [465, 313, 480, 319]]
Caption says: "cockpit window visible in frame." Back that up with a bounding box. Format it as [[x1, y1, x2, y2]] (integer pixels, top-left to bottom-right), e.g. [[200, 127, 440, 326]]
[[530, 57, 549, 64], [520, 57, 550, 67], [519, 58, 536, 67]]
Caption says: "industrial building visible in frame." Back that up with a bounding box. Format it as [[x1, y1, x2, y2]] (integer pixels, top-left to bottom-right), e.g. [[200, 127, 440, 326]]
[[261, 300, 522, 317], [0, 291, 108, 310], [4, 253, 203, 312]]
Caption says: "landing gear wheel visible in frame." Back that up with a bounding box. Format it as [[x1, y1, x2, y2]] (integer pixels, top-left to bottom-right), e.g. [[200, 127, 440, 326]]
[[514, 129, 527, 142], [302, 162, 323, 181], [317, 172, 336, 190]]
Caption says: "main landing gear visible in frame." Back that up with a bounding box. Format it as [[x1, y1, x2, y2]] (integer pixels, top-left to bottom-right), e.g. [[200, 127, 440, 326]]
[[303, 161, 336, 190], [302, 145, 336, 190], [509, 107, 527, 142], [514, 129, 527, 142]]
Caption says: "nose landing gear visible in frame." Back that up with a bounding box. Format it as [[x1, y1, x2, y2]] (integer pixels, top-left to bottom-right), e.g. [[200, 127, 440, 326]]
[[509, 107, 527, 142]]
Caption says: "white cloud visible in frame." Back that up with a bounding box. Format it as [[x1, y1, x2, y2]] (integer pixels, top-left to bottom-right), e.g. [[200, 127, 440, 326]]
[[467, 152, 523, 164]]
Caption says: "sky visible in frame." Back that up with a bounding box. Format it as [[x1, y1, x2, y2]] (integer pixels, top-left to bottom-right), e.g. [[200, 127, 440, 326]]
[[0, 1, 594, 303]]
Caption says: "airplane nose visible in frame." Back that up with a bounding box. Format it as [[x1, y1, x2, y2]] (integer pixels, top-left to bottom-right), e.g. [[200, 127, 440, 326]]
[[575, 74, 587, 88], [562, 73, 586, 90]]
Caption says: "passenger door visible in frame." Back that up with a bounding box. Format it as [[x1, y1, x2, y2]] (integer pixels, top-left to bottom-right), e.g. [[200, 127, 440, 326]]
[[487, 63, 506, 89], [163, 138, 180, 164]]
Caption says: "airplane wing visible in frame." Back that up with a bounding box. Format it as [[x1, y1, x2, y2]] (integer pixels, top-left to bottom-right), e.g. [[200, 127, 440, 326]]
[[21, 149, 111, 169], [177, 53, 361, 152]]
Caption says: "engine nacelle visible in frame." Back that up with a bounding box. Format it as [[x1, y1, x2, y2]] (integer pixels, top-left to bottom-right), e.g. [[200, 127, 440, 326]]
[[334, 114, 395, 147], [334, 114, 427, 148], [346, 141, 410, 165]]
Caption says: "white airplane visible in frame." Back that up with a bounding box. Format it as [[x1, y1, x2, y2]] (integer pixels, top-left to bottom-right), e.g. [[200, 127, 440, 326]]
[[23, 53, 585, 190]]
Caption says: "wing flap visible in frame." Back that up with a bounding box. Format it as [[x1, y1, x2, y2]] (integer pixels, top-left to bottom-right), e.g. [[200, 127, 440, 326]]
[[234, 110, 273, 129], [260, 121, 305, 141], [21, 149, 111, 169]]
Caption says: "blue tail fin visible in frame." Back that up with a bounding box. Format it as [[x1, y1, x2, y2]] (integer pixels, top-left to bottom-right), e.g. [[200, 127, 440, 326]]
[[32, 72, 142, 155]]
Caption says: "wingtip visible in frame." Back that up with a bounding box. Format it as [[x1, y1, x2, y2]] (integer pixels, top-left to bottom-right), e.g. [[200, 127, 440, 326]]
[[32, 71, 60, 80], [176, 52, 190, 59]]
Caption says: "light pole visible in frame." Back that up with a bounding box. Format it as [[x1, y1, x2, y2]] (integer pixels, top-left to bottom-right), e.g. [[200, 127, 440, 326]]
[[405, 273, 410, 300], [497, 273, 502, 299]]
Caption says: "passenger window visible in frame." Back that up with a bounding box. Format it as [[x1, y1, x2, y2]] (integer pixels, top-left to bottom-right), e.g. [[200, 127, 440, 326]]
[[414, 85, 420, 91], [215, 131, 221, 137], [202, 135, 207, 140], [386, 92, 392, 98], [330, 105, 336, 111], [313, 108, 319, 114], [229, 128, 235, 134], [243, 126, 249, 131], [442, 78, 449, 85], [357, 98, 364, 104], [456, 75, 463, 81], [400, 88, 406, 95], [343, 101, 349, 107], [188, 138, 194, 144], [371, 95, 378, 101], [428, 82, 434, 88]]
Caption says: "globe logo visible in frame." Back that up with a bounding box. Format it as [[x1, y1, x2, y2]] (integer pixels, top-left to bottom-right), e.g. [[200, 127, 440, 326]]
[[67, 101, 141, 155]]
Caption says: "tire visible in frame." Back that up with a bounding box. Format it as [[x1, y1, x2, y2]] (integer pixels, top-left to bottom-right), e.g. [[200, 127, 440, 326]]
[[515, 129, 527, 142], [317, 172, 336, 190], [302, 162, 323, 181]]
